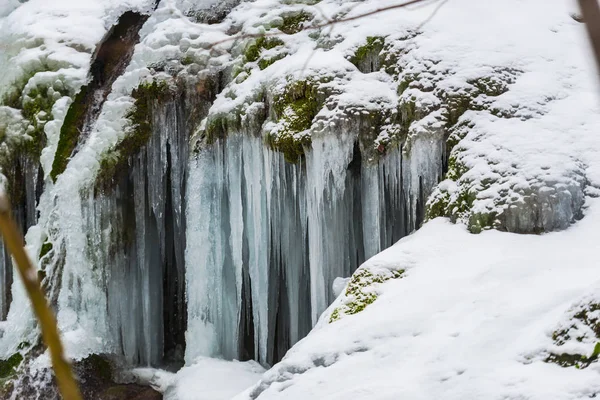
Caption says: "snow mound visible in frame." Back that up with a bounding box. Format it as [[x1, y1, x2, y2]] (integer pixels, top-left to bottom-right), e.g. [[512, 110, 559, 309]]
[[238, 201, 600, 399], [162, 357, 265, 400]]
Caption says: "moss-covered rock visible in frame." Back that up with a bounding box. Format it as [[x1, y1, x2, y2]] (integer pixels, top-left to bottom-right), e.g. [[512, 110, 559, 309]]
[[76, 354, 113, 382], [50, 85, 91, 181], [0, 69, 72, 190], [258, 53, 288, 70], [546, 303, 600, 369], [419, 68, 533, 233], [279, 11, 313, 35], [39, 241, 53, 260], [0, 353, 23, 379], [95, 80, 174, 194], [244, 36, 285, 63], [349, 36, 385, 74], [268, 78, 325, 162], [330, 268, 404, 323], [71, 354, 162, 399], [202, 96, 267, 146]]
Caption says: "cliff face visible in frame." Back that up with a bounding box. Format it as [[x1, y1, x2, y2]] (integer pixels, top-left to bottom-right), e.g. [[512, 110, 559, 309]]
[[0, 0, 598, 398]]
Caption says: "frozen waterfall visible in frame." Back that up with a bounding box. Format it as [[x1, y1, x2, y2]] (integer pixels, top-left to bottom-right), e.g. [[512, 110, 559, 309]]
[[0, 92, 444, 370], [185, 129, 444, 366]]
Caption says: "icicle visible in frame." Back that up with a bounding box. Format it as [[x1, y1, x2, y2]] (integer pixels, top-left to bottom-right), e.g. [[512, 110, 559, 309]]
[[305, 129, 359, 326], [184, 124, 444, 366]]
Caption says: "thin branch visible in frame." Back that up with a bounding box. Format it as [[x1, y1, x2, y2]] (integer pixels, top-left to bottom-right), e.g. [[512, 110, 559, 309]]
[[579, 0, 600, 75], [0, 194, 82, 400], [415, 0, 449, 31], [208, 0, 433, 49]]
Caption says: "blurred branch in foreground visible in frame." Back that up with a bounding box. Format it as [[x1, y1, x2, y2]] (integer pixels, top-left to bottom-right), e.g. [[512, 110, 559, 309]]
[[579, 0, 600, 74], [0, 194, 82, 400]]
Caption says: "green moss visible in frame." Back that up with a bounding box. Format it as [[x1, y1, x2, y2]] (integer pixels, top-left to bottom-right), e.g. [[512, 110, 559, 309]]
[[269, 79, 323, 163], [50, 85, 91, 182], [349, 37, 385, 73], [20, 87, 58, 155], [16, 342, 30, 351], [546, 303, 600, 369], [467, 211, 496, 234], [1, 72, 70, 162], [399, 99, 417, 135], [330, 268, 405, 323], [446, 120, 473, 154], [258, 53, 287, 70], [266, 131, 311, 164], [443, 91, 473, 127], [181, 54, 196, 66], [592, 342, 600, 358], [273, 80, 320, 130], [0, 353, 23, 379], [469, 76, 508, 97], [204, 111, 242, 144], [279, 11, 313, 35], [244, 37, 285, 63], [424, 189, 450, 221], [329, 308, 340, 322], [95, 80, 173, 193], [446, 153, 469, 181], [39, 241, 53, 260], [545, 352, 592, 369], [398, 73, 419, 95]]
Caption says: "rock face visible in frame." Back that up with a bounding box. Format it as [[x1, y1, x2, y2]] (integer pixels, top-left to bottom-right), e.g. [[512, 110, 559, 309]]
[[6, 353, 163, 399], [0, 0, 597, 396]]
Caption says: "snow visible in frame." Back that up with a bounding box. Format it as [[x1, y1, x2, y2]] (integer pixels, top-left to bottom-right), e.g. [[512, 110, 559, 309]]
[[238, 202, 600, 399], [0, 0, 600, 398], [161, 357, 265, 400]]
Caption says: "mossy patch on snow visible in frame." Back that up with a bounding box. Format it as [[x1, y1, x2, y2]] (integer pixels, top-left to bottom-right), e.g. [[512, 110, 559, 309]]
[[279, 11, 313, 35], [329, 268, 404, 323], [545, 303, 600, 369], [238, 36, 288, 76], [20, 85, 69, 155], [258, 53, 288, 70]]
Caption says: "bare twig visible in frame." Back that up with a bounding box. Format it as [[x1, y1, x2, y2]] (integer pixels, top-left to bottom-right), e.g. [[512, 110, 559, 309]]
[[0, 194, 82, 400], [208, 0, 432, 49], [415, 0, 449, 31], [579, 0, 600, 74]]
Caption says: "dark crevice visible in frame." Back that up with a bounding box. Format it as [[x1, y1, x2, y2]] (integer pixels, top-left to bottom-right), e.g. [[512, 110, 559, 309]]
[[416, 175, 425, 229], [163, 142, 187, 368], [51, 8, 159, 181], [238, 168, 256, 361]]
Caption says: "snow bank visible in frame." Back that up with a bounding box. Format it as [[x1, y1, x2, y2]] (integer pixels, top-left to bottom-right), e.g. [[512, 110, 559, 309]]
[[162, 357, 265, 400], [239, 199, 600, 399]]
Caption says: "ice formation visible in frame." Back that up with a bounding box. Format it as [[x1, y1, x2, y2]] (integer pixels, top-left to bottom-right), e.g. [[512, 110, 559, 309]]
[[0, 0, 598, 397], [185, 129, 442, 365]]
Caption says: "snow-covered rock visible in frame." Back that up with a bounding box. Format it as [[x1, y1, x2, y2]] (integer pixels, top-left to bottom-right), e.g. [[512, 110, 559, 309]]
[[0, 0, 599, 398]]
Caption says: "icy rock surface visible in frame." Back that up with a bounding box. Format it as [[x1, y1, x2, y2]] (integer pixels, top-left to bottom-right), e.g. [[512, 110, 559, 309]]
[[0, 0, 598, 398]]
